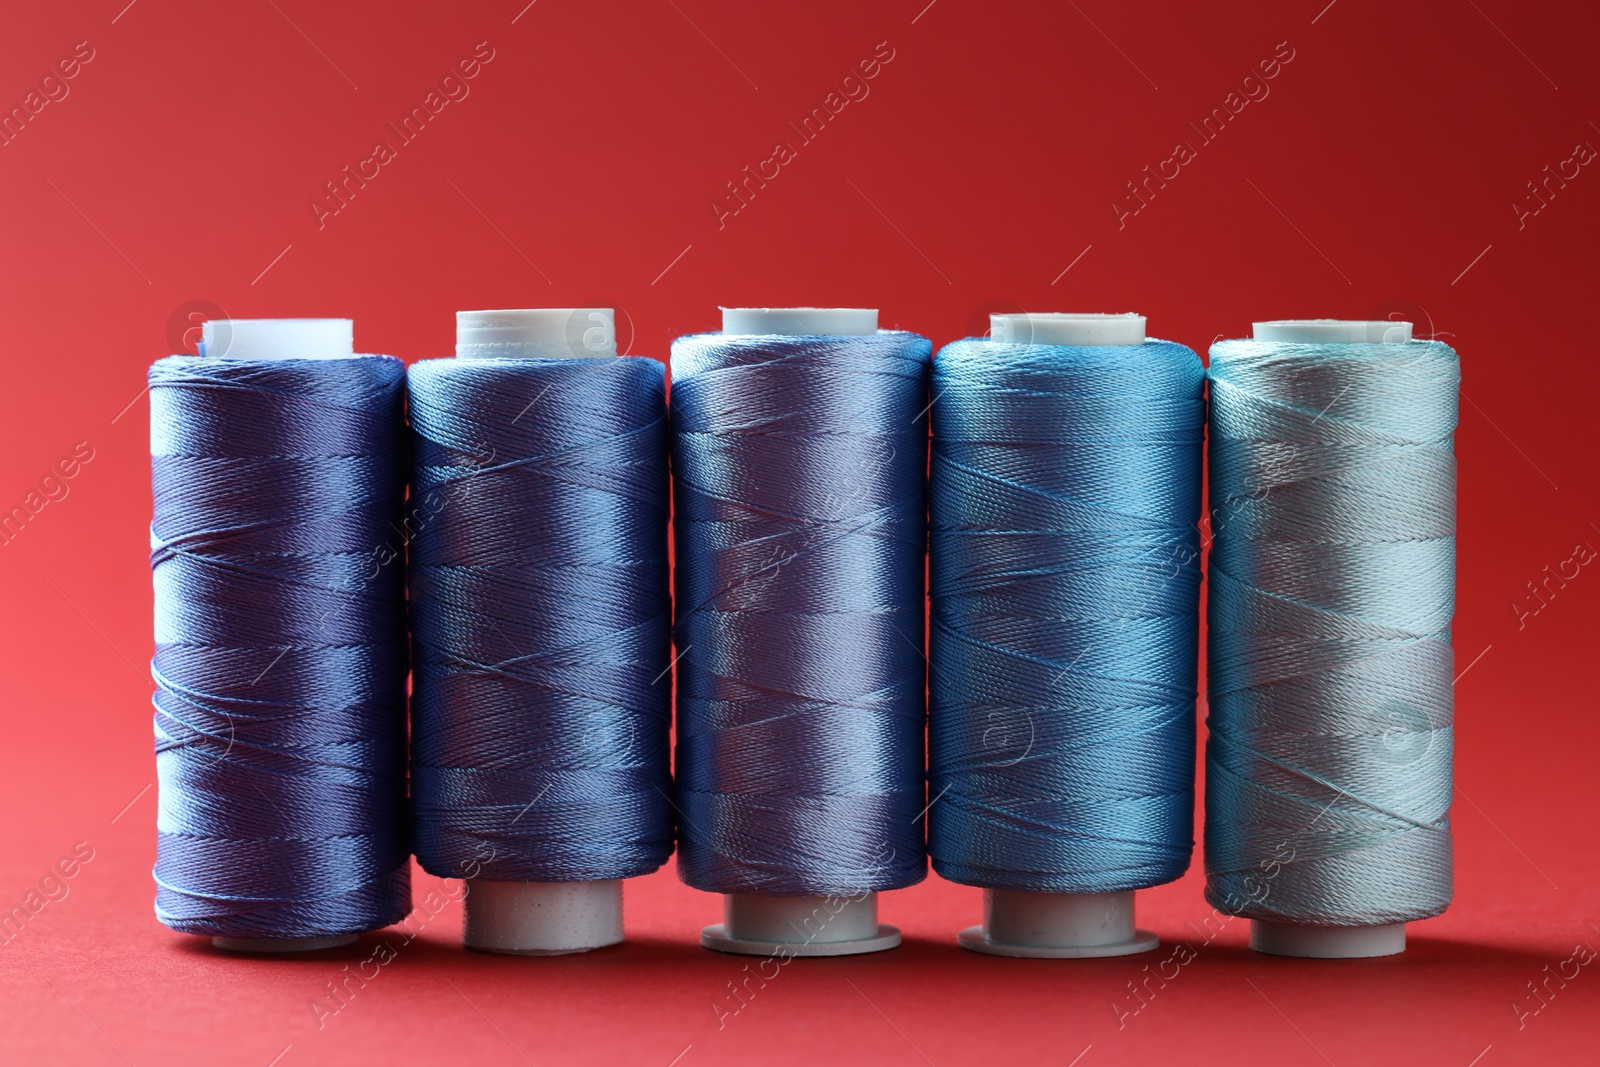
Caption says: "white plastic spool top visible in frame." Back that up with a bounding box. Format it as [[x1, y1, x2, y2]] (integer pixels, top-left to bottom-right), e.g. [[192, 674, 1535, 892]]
[[1241, 318, 1413, 960], [1253, 319, 1413, 344], [720, 306, 877, 336], [989, 311, 1145, 346], [201, 318, 354, 361], [951, 311, 1159, 959], [447, 308, 628, 956], [456, 308, 618, 359], [699, 306, 900, 958]]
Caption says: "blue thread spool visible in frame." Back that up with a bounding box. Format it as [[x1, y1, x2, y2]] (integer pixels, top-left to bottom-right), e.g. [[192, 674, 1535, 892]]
[[673, 307, 930, 956], [152, 318, 411, 953], [1206, 318, 1456, 959], [409, 308, 673, 954], [930, 313, 1204, 958]]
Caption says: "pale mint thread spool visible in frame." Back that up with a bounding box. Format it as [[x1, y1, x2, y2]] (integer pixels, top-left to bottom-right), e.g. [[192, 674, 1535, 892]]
[[1206, 318, 1457, 959]]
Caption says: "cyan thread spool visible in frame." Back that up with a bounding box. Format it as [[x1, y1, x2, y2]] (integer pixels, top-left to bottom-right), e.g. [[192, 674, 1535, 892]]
[[930, 313, 1205, 958], [1206, 319, 1457, 959], [151, 318, 411, 953], [408, 308, 673, 955], [673, 307, 931, 957]]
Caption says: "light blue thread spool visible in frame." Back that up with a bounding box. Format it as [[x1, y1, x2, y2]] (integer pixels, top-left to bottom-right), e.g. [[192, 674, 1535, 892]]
[[930, 313, 1204, 958]]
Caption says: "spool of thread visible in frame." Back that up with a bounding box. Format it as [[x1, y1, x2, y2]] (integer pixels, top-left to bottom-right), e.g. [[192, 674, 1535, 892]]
[[672, 308, 931, 956], [1205, 319, 1458, 958], [929, 313, 1206, 958], [150, 318, 411, 952], [408, 309, 673, 955]]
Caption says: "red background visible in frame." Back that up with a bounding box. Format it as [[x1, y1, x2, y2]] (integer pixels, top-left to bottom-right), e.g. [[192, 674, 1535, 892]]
[[2, 1, 1597, 1064]]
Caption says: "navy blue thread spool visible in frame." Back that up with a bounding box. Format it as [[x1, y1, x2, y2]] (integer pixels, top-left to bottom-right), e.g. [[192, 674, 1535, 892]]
[[929, 313, 1205, 958], [150, 318, 411, 953], [672, 307, 931, 956], [408, 309, 673, 954]]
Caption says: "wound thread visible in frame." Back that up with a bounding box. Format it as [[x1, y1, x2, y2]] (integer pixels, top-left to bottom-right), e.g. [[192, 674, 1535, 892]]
[[407, 355, 674, 883], [150, 353, 411, 939], [929, 338, 1206, 892], [1205, 337, 1458, 925]]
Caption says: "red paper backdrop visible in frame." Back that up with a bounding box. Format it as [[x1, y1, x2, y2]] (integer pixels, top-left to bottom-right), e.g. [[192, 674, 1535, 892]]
[[1, 1, 1596, 1064]]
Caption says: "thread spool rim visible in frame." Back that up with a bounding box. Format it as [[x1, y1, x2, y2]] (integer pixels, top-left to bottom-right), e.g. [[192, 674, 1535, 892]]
[[211, 934, 358, 953], [463, 943, 622, 957], [701, 923, 902, 957], [958, 925, 1160, 959]]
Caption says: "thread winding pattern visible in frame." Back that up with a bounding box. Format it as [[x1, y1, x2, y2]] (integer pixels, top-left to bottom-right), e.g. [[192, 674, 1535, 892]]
[[671, 332, 932, 895], [408, 356, 674, 882], [1205, 339, 1458, 924], [150, 355, 411, 938], [929, 339, 1206, 892]]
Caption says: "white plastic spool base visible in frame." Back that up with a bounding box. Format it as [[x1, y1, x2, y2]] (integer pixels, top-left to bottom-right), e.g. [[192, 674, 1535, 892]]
[[1253, 319, 1413, 344], [959, 889, 1158, 959], [450, 309, 628, 955], [700, 306, 899, 958], [1250, 920, 1406, 959], [703, 893, 900, 957], [195, 319, 360, 953], [462, 879, 624, 955], [1242, 318, 1413, 959], [200, 318, 354, 361], [456, 308, 618, 359], [953, 312, 1160, 960]]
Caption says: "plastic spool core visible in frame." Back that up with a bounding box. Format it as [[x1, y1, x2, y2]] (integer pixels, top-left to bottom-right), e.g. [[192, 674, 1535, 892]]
[[699, 306, 900, 958], [446, 308, 626, 956], [456, 308, 618, 359], [1241, 318, 1413, 960], [950, 312, 1161, 959], [200, 318, 354, 361], [194, 319, 361, 952]]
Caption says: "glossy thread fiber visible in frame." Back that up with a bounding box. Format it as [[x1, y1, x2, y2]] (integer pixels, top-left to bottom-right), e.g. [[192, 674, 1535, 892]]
[[408, 357, 674, 882], [1205, 339, 1458, 925], [929, 339, 1206, 892], [671, 331, 932, 895], [150, 355, 411, 938]]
